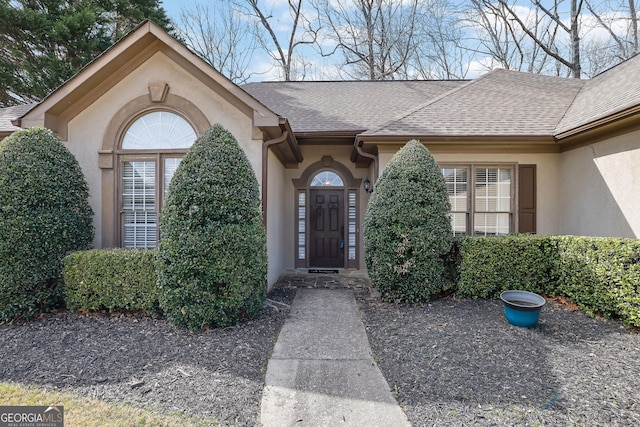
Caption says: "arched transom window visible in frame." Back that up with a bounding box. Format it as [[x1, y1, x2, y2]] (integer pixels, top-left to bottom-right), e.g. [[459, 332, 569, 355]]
[[122, 111, 196, 149], [120, 111, 196, 248], [311, 171, 344, 187]]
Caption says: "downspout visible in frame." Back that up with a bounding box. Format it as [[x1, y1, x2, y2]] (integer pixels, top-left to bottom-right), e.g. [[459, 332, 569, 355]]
[[356, 141, 379, 182], [262, 131, 289, 227]]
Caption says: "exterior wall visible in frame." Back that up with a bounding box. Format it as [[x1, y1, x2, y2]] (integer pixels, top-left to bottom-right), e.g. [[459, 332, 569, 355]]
[[558, 129, 640, 238], [266, 149, 292, 287], [65, 52, 260, 248], [376, 146, 562, 236]]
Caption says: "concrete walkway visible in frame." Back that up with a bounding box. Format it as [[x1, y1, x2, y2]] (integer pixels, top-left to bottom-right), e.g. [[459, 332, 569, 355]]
[[260, 273, 410, 426]]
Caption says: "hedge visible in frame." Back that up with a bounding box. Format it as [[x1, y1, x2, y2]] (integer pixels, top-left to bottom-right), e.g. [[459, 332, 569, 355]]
[[456, 235, 557, 299], [552, 236, 640, 324], [62, 249, 159, 313], [456, 234, 640, 327]]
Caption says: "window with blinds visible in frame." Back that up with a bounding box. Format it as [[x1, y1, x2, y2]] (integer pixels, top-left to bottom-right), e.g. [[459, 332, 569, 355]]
[[122, 161, 156, 248], [474, 167, 511, 236], [119, 111, 194, 248], [442, 165, 514, 236]]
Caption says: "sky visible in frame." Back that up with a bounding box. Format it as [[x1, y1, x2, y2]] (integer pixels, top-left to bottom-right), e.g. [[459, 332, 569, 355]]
[[158, 0, 630, 81], [161, 0, 199, 20]]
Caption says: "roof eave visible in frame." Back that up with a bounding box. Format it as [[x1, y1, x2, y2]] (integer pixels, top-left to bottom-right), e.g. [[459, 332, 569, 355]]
[[354, 133, 560, 154], [555, 105, 640, 141]]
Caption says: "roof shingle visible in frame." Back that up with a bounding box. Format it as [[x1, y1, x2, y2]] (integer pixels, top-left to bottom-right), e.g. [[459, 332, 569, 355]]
[[363, 69, 585, 137], [556, 53, 640, 135], [0, 103, 37, 135], [241, 80, 465, 133]]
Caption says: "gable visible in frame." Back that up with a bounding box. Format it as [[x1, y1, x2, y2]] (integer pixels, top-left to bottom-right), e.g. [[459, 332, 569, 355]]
[[18, 21, 284, 143]]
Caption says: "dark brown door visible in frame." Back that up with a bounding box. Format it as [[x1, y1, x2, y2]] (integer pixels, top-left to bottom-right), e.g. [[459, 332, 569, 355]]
[[309, 189, 344, 268]]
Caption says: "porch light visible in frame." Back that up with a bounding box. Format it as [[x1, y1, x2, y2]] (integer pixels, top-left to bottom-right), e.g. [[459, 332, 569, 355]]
[[363, 177, 373, 193]]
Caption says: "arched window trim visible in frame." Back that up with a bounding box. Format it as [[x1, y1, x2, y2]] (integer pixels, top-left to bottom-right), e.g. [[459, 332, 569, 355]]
[[100, 94, 210, 249]]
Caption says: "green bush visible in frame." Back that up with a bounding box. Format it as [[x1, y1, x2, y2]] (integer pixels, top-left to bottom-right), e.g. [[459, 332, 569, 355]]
[[364, 140, 453, 303], [457, 234, 557, 299], [62, 249, 159, 313], [451, 234, 640, 327], [157, 124, 267, 330], [0, 127, 94, 322], [552, 236, 640, 325]]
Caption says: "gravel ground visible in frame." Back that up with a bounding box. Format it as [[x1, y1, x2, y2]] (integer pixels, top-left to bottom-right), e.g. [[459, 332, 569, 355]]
[[1, 280, 639, 427], [356, 292, 640, 426], [0, 288, 295, 426]]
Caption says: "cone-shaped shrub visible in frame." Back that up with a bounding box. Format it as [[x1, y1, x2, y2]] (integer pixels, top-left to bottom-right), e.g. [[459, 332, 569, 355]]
[[0, 127, 94, 322], [364, 140, 453, 303], [157, 124, 267, 330]]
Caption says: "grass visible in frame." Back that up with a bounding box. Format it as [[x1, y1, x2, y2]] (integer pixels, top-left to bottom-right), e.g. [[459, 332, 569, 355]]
[[0, 382, 217, 426]]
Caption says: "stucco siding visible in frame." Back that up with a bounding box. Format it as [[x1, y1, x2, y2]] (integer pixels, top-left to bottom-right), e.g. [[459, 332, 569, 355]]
[[558, 130, 640, 238], [64, 52, 260, 249], [266, 149, 292, 288]]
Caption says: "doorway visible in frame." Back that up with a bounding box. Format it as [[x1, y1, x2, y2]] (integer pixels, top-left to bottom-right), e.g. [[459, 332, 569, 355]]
[[309, 189, 344, 268]]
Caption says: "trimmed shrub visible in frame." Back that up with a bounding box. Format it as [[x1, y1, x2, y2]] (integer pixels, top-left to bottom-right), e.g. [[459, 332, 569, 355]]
[[552, 236, 640, 325], [62, 249, 159, 313], [451, 234, 640, 327], [157, 124, 267, 330], [456, 234, 557, 299], [364, 140, 453, 303], [0, 127, 94, 322]]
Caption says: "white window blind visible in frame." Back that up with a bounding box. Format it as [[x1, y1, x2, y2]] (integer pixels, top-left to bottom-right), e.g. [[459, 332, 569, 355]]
[[443, 167, 468, 236], [122, 161, 157, 248], [474, 167, 511, 236]]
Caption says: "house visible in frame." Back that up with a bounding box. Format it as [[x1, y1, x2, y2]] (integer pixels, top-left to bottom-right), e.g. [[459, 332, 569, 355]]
[[2, 20, 640, 288]]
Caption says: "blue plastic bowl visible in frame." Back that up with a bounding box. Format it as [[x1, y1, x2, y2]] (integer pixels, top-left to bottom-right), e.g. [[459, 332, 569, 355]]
[[500, 290, 545, 328]]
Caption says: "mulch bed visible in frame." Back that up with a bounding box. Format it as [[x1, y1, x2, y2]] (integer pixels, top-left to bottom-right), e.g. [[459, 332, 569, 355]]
[[0, 288, 296, 426], [2, 284, 639, 426], [356, 292, 640, 426]]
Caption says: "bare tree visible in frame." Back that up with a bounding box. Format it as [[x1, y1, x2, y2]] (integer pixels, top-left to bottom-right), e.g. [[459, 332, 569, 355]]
[[582, 0, 638, 74], [411, 0, 474, 79], [236, 0, 320, 81], [463, 0, 559, 75], [313, 0, 431, 80], [485, 0, 584, 78], [178, 1, 259, 84]]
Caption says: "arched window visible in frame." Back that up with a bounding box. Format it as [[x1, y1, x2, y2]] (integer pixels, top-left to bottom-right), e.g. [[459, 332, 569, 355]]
[[310, 171, 344, 187], [120, 111, 196, 248], [122, 111, 196, 149]]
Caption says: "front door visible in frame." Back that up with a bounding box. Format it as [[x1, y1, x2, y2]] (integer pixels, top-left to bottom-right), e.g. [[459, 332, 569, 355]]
[[309, 189, 344, 268]]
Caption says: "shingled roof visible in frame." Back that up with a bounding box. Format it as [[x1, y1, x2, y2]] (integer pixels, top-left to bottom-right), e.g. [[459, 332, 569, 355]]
[[0, 103, 37, 136], [241, 80, 465, 134], [360, 69, 586, 139], [4, 54, 640, 145], [556, 53, 640, 136]]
